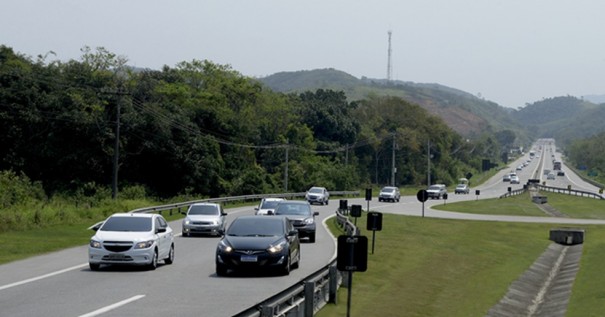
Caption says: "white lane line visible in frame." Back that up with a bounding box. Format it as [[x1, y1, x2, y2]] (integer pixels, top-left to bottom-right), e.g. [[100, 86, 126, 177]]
[[79, 295, 146, 317], [0, 263, 88, 291]]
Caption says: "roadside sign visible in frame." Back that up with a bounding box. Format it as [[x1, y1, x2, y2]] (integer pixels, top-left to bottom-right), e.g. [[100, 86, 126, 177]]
[[416, 189, 429, 202]]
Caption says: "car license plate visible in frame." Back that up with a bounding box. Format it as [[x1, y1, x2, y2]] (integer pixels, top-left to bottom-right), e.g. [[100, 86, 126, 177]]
[[240, 255, 257, 262]]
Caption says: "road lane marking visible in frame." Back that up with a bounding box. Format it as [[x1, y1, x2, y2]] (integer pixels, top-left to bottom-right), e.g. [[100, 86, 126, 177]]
[[79, 295, 146, 317], [0, 263, 88, 291]]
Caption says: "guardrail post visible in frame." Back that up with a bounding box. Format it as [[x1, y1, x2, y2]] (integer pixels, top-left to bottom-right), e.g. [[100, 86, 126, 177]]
[[304, 281, 315, 317], [329, 265, 338, 304]]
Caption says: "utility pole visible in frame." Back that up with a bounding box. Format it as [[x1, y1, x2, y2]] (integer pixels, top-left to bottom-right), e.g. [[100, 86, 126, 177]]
[[108, 85, 129, 200], [391, 135, 396, 186], [284, 141, 289, 192], [112, 98, 120, 199], [427, 140, 431, 186]]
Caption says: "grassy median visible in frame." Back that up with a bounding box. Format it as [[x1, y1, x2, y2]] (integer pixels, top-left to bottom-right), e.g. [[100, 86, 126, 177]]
[[318, 193, 605, 316]]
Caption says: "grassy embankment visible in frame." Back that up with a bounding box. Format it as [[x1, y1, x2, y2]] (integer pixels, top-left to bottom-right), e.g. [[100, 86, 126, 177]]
[[318, 191, 605, 317]]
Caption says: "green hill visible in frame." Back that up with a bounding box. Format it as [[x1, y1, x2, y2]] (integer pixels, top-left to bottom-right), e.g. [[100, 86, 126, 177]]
[[258, 68, 524, 141]]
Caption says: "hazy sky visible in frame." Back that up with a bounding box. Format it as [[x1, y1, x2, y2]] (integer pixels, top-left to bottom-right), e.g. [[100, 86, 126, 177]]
[[2, 0, 604, 108]]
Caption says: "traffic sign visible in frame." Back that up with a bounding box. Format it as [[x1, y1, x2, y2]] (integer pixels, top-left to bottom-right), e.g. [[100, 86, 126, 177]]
[[416, 189, 429, 202]]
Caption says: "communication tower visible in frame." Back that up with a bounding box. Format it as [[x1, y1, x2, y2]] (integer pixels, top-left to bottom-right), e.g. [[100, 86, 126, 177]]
[[387, 30, 393, 82]]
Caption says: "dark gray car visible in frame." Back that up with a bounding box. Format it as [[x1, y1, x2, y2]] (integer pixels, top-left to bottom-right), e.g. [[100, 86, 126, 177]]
[[274, 200, 319, 243]]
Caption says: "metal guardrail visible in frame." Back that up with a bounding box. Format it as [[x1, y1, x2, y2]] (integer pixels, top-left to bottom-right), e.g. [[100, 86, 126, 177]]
[[233, 208, 358, 317], [536, 185, 604, 200], [129, 191, 360, 215]]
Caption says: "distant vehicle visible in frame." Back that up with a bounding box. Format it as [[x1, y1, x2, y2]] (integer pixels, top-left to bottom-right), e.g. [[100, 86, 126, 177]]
[[547, 173, 556, 180], [215, 215, 300, 276], [182, 202, 227, 237], [274, 200, 319, 242], [426, 184, 447, 199], [305, 186, 329, 205], [529, 151, 536, 159], [454, 183, 470, 194], [88, 213, 174, 271], [255, 197, 286, 215], [557, 170, 565, 176], [503, 174, 511, 182], [553, 161, 562, 170], [378, 186, 401, 202], [510, 175, 520, 184]]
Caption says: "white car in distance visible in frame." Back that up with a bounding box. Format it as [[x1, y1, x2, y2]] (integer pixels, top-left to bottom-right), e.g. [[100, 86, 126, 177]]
[[255, 197, 286, 215]]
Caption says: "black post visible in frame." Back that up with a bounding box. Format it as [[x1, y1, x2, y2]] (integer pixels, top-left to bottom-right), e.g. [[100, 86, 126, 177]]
[[371, 230, 376, 254]]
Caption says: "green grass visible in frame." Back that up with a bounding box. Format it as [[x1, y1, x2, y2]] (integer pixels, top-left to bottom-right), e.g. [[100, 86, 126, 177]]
[[318, 191, 605, 316], [320, 213, 605, 317], [433, 191, 605, 219]]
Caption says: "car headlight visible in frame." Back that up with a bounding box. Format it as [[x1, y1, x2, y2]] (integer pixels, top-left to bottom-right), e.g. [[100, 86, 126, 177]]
[[267, 240, 286, 254], [303, 217, 315, 225], [183, 218, 191, 225], [134, 240, 155, 249], [90, 240, 102, 248], [218, 240, 233, 253]]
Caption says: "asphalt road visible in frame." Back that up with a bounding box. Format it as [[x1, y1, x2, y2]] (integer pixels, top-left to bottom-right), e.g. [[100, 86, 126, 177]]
[[1, 140, 604, 316]]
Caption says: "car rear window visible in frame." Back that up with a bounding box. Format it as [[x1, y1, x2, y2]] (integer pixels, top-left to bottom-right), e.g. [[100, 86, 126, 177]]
[[100, 216, 152, 232]]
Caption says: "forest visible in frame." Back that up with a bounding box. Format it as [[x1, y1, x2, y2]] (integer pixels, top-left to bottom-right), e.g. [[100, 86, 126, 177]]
[[0, 45, 509, 203]]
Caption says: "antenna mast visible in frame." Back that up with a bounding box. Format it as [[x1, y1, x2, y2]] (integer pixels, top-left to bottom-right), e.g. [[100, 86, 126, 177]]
[[387, 30, 393, 82]]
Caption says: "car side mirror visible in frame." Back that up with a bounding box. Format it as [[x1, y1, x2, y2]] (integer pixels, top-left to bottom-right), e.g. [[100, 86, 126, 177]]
[[218, 229, 225, 236], [221, 212, 227, 216], [288, 229, 298, 236], [88, 221, 104, 231], [313, 211, 319, 216], [156, 227, 167, 233], [267, 210, 274, 215]]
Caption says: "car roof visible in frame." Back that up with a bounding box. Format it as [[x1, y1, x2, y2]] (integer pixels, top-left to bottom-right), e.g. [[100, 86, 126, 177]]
[[108, 213, 155, 218], [277, 200, 310, 205], [262, 197, 285, 202], [190, 202, 220, 206], [234, 215, 287, 223]]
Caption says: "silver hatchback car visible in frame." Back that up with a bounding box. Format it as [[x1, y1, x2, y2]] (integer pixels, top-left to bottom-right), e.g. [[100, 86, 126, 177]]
[[182, 203, 227, 237]]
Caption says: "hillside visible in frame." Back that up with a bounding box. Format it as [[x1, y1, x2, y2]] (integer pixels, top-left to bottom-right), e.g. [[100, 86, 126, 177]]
[[258, 69, 524, 140], [512, 96, 605, 145]]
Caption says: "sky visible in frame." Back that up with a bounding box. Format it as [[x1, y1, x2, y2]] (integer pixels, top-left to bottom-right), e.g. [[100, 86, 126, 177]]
[[2, 0, 604, 108]]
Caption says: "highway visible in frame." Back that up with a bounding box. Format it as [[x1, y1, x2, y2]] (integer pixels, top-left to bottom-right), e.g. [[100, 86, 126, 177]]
[[1, 139, 604, 316]]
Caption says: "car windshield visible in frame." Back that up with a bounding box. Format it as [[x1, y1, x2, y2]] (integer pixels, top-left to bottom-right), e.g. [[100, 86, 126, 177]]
[[381, 188, 394, 193], [100, 216, 152, 232], [275, 203, 311, 216], [428, 185, 441, 190], [456, 185, 466, 188], [260, 200, 282, 209], [227, 218, 284, 236], [308, 188, 323, 194], [188, 204, 219, 215]]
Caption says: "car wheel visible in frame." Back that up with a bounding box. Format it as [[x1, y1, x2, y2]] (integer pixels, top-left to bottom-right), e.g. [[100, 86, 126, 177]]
[[309, 232, 316, 243], [216, 263, 228, 276], [281, 254, 291, 276], [182, 231, 189, 237], [148, 250, 158, 270], [89, 263, 100, 271], [164, 244, 174, 265], [292, 250, 300, 269]]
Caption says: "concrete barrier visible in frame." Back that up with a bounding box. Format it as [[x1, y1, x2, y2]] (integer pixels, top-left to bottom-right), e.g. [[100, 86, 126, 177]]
[[532, 195, 548, 204], [550, 228, 585, 245]]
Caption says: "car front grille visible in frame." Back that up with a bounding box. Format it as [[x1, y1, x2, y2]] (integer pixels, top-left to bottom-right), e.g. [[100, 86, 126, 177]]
[[103, 241, 133, 252], [192, 221, 214, 225]]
